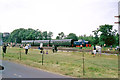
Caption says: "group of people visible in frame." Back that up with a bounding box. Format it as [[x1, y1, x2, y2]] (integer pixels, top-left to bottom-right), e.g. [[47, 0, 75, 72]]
[[2, 42, 119, 57], [2, 42, 58, 55], [2, 43, 30, 55], [38, 44, 58, 54], [92, 45, 102, 57], [2, 43, 16, 54]]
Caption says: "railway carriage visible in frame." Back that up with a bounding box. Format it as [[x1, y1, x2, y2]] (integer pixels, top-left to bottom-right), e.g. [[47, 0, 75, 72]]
[[22, 39, 74, 47], [21, 39, 90, 47], [22, 40, 34, 46], [34, 40, 49, 46], [51, 39, 73, 47]]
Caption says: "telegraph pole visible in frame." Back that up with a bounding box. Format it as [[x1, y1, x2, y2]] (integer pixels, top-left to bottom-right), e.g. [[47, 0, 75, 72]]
[[115, 15, 120, 50], [114, 1, 120, 79], [114, 1, 120, 50]]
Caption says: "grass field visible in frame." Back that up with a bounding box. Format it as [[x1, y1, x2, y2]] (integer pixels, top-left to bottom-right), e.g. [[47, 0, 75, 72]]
[[1, 47, 118, 78], [75, 46, 118, 51]]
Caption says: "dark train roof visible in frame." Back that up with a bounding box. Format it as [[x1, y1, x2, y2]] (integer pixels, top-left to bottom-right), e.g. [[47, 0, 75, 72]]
[[22, 39, 73, 43], [51, 39, 73, 42], [22, 40, 34, 43], [34, 40, 49, 42]]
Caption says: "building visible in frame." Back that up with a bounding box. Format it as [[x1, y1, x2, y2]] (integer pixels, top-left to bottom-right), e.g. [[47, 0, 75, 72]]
[[3, 32, 10, 37], [0, 33, 3, 46]]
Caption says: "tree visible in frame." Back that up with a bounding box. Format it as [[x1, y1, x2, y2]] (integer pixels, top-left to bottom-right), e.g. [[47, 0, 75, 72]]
[[92, 29, 99, 45], [78, 34, 94, 45], [93, 24, 117, 46], [47, 31, 53, 40], [115, 33, 119, 46], [56, 36, 60, 39], [6, 28, 53, 43], [65, 33, 78, 41], [42, 31, 48, 40], [56, 32, 65, 39]]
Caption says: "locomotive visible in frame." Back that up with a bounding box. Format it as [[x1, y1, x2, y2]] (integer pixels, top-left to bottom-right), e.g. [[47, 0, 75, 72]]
[[22, 39, 91, 47]]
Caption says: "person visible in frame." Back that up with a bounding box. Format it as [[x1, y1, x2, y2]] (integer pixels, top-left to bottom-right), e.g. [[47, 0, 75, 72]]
[[55, 45, 58, 52], [24, 44, 29, 55], [92, 45, 96, 57], [80, 45, 82, 49], [38, 43, 43, 54], [96, 45, 102, 56], [115, 46, 119, 50], [20, 44, 23, 48], [104, 44, 106, 47], [110, 45, 112, 50], [3, 44, 7, 53], [52, 45, 55, 53], [40, 47, 43, 54], [46, 51, 48, 54]]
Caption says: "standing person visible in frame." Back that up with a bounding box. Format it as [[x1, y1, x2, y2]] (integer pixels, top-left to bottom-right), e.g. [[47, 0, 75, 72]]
[[24, 44, 29, 55], [3, 44, 7, 53], [40, 47, 43, 54], [55, 45, 58, 52], [110, 45, 112, 50], [80, 45, 82, 49], [38, 43, 43, 54], [92, 45, 96, 57], [52, 45, 55, 53]]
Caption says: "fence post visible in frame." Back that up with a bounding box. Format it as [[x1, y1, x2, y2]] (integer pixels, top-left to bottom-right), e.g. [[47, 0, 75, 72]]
[[42, 53, 43, 65], [83, 52, 85, 75], [19, 48, 21, 60]]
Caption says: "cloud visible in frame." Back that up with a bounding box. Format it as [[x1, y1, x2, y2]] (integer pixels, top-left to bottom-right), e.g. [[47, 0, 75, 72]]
[[0, 0, 119, 38]]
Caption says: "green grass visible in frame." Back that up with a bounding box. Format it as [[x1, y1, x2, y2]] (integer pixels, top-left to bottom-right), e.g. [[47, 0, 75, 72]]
[[1, 47, 118, 78], [74, 46, 117, 51]]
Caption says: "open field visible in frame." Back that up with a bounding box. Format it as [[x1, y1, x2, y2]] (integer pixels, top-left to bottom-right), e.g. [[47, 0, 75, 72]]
[[1, 47, 118, 78], [75, 46, 118, 52]]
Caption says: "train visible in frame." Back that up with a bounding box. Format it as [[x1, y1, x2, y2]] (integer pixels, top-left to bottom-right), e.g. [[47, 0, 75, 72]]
[[21, 39, 91, 47]]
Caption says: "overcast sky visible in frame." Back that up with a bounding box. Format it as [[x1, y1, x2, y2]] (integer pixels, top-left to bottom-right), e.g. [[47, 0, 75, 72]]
[[0, 0, 119, 38]]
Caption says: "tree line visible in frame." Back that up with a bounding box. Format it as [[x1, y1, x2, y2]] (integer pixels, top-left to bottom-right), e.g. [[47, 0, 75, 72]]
[[1, 24, 119, 46]]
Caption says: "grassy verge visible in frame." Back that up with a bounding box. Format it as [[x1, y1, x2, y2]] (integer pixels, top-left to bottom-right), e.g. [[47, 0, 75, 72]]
[[1, 47, 118, 78], [74, 46, 117, 51]]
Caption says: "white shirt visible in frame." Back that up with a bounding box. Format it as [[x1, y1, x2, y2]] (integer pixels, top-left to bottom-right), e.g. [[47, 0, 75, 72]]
[[96, 46, 101, 51], [25, 46, 28, 49]]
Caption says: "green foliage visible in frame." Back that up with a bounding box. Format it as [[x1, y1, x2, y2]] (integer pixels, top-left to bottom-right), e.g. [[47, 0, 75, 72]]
[[115, 33, 119, 46], [42, 31, 53, 40], [42, 31, 48, 40], [2, 33, 10, 42], [0, 33, 2, 39], [65, 33, 78, 41], [47, 31, 53, 40], [56, 32, 65, 39], [93, 24, 118, 46], [56, 36, 60, 39], [4, 28, 53, 43], [92, 29, 99, 45], [78, 34, 94, 45], [99, 24, 117, 46]]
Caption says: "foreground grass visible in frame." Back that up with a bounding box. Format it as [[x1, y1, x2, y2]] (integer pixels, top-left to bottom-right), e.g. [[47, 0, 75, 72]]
[[1, 47, 118, 78]]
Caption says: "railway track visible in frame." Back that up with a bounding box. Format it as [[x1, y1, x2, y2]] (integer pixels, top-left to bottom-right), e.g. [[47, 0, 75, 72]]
[[31, 47, 119, 54]]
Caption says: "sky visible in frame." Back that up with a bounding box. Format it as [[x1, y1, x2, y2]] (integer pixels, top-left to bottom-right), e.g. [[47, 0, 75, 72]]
[[0, 0, 119, 38]]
